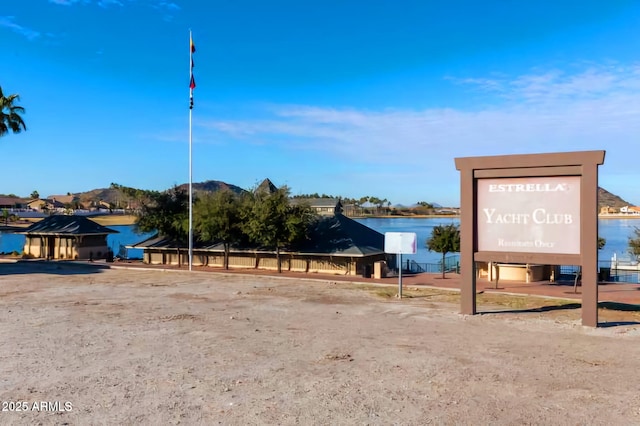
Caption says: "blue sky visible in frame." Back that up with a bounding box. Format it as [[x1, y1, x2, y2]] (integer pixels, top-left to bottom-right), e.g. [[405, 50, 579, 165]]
[[2, 0, 640, 206]]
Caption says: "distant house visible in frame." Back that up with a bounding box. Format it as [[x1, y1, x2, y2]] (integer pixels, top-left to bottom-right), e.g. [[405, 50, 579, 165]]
[[434, 208, 460, 215], [128, 214, 389, 276], [256, 177, 343, 216], [20, 215, 118, 260], [620, 206, 640, 215], [78, 200, 111, 211], [46, 194, 76, 205], [27, 198, 66, 212], [291, 198, 343, 216], [0, 196, 27, 210], [600, 206, 617, 215], [341, 203, 357, 216]]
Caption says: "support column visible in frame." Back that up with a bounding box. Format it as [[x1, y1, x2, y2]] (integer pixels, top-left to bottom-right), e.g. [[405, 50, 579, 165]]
[[459, 167, 476, 315], [581, 163, 599, 327]]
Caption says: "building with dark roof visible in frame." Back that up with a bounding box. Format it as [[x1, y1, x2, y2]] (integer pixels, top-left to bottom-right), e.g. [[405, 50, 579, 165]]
[[20, 215, 118, 260], [128, 214, 391, 276], [255, 178, 278, 195], [290, 197, 343, 216]]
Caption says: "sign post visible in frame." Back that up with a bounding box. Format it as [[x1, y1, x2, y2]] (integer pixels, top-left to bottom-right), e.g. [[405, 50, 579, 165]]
[[384, 232, 417, 299]]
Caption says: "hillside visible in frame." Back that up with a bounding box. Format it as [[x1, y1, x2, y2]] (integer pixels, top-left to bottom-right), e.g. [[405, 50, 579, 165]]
[[70, 180, 245, 207], [598, 187, 633, 209], [175, 180, 246, 196]]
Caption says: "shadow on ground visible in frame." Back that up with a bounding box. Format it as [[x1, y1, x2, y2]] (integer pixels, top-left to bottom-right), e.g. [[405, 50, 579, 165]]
[[480, 300, 640, 328], [480, 303, 582, 315], [597, 321, 640, 328], [598, 301, 640, 327]]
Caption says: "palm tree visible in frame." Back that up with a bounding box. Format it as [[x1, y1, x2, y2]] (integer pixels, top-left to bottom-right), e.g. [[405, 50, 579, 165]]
[[0, 86, 27, 137]]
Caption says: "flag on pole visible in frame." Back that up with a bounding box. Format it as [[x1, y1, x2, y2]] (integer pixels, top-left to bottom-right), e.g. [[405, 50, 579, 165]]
[[188, 31, 196, 271], [189, 34, 195, 109]]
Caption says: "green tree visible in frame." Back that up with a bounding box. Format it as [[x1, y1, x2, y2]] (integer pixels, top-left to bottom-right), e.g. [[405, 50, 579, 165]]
[[629, 228, 640, 259], [1, 208, 9, 226], [369, 196, 381, 215], [357, 196, 369, 215], [193, 189, 244, 269], [426, 223, 461, 279], [30, 190, 39, 199], [244, 186, 314, 273], [135, 185, 189, 241], [0, 86, 26, 137], [416, 201, 433, 208]]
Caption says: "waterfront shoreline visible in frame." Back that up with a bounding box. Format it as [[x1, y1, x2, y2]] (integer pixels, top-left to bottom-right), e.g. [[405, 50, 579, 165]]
[[598, 214, 640, 220], [3, 213, 640, 228]]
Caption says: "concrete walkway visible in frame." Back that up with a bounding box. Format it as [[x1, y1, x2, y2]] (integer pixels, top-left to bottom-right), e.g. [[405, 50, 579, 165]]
[[4, 256, 639, 305], [106, 259, 640, 306]]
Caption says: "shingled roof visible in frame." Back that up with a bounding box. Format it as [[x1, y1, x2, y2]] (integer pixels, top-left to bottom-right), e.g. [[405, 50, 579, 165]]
[[129, 214, 384, 258], [21, 215, 119, 236], [255, 178, 278, 195], [299, 213, 384, 256], [127, 234, 194, 250]]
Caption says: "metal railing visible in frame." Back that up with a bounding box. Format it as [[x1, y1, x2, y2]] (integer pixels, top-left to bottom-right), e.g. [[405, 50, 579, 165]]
[[557, 262, 640, 284], [401, 259, 640, 283], [405, 255, 460, 274]]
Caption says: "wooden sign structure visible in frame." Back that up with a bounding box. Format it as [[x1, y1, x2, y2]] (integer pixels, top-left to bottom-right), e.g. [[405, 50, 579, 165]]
[[454, 151, 605, 327]]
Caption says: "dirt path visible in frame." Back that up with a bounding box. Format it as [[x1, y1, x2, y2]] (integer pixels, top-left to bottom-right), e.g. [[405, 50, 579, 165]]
[[1, 263, 640, 424]]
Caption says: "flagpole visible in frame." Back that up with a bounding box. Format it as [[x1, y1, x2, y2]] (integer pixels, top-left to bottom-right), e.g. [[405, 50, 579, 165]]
[[188, 29, 194, 271]]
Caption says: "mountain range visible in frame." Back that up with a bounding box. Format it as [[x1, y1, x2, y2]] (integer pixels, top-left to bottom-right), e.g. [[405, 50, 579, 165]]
[[65, 181, 245, 207], [2, 180, 635, 210], [80, 182, 638, 210]]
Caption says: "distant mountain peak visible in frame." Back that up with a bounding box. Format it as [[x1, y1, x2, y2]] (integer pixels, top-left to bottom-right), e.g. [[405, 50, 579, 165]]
[[177, 180, 246, 195]]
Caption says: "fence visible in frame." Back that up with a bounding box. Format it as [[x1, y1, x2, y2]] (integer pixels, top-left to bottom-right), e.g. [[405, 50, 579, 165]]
[[558, 262, 640, 284], [404, 255, 460, 274]]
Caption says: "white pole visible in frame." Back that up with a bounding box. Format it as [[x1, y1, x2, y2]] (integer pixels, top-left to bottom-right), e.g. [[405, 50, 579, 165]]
[[188, 29, 193, 271], [398, 253, 403, 298]]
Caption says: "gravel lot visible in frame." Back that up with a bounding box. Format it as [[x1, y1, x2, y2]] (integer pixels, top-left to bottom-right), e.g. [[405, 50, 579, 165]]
[[1, 261, 640, 425]]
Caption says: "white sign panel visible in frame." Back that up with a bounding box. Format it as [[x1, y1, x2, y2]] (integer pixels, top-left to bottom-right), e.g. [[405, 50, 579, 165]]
[[384, 232, 417, 254], [477, 176, 581, 254]]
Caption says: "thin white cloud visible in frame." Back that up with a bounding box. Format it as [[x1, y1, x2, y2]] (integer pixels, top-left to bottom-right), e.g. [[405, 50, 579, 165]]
[[48, 0, 86, 5], [97, 0, 124, 7], [0, 16, 41, 40], [155, 1, 180, 11], [452, 65, 640, 103], [199, 64, 640, 186], [48, 0, 122, 6], [48, 0, 180, 19], [151, 1, 181, 21], [139, 64, 640, 203]]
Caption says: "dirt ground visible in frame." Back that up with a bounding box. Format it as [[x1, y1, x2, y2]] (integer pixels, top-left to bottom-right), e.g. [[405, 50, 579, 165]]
[[2, 262, 640, 425]]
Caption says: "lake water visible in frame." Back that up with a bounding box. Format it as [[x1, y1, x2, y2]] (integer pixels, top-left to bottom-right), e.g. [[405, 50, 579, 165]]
[[1, 217, 638, 265], [355, 217, 639, 266]]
